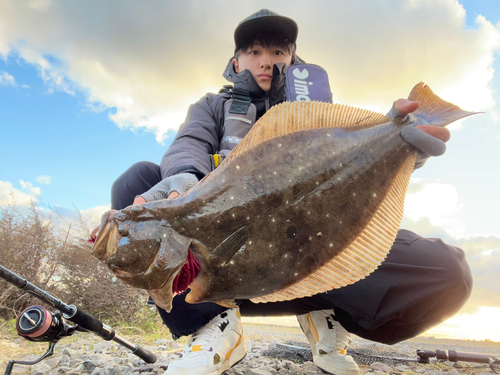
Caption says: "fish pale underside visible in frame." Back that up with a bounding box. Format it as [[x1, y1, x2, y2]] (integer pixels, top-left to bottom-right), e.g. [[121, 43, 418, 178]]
[[91, 82, 478, 312]]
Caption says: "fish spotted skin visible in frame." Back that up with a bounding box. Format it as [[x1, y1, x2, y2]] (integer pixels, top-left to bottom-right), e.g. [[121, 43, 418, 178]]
[[91, 83, 477, 311]]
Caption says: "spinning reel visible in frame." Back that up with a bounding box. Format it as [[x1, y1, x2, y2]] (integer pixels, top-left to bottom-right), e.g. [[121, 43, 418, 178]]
[[1, 265, 157, 375]]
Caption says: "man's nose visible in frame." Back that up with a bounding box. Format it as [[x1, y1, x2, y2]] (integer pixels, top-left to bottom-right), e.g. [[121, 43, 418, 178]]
[[260, 53, 272, 69]]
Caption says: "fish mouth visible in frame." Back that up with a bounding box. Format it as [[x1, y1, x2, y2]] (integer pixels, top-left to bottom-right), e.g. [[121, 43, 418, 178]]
[[147, 248, 201, 311], [90, 210, 119, 260], [107, 248, 201, 312]]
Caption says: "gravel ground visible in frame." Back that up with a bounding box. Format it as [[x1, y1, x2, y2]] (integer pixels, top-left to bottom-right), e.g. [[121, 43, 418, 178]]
[[2, 325, 500, 375]]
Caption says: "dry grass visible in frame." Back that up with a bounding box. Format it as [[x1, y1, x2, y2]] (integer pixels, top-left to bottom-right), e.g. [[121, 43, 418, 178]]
[[1, 200, 148, 322]]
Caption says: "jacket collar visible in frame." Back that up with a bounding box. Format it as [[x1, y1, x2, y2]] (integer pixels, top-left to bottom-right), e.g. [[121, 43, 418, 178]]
[[222, 59, 289, 117]]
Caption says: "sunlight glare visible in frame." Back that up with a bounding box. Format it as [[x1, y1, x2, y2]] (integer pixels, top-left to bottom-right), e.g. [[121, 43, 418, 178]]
[[428, 306, 500, 342]]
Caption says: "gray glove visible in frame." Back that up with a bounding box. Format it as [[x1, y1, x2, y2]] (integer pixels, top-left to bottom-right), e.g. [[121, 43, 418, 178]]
[[387, 101, 446, 169], [138, 173, 198, 202]]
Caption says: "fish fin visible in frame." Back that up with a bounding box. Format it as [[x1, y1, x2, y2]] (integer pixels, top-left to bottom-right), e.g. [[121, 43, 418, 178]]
[[223, 101, 390, 167], [408, 82, 479, 127], [211, 227, 248, 266], [186, 287, 237, 309], [198, 101, 391, 185], [251, 151, 416, 304], [185, 272, 211, 304]]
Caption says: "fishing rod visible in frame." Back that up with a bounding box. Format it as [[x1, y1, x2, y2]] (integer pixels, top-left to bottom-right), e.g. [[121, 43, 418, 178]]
[[0, 265, 156, 375], [417, 349, 500, 373]]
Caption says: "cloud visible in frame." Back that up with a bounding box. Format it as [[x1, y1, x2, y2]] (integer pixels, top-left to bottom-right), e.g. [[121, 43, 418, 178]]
[[0, 181, 38, 206], [47, 204, 110, 239], [0, 0, 498, 141], [19, 179, 41, 196], [0, 71, 15, 86], [36, 175, 52, 185], [457, 234, 500, 306], [79, 205, 110, 225], [404, 177, 462, 232]]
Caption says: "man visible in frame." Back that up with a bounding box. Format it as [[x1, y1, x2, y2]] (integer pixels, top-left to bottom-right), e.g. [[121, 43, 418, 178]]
[[107, 9, 472, 375]]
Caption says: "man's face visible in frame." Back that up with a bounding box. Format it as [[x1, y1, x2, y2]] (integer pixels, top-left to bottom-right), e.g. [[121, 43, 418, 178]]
[[233, 43, 293, 92]]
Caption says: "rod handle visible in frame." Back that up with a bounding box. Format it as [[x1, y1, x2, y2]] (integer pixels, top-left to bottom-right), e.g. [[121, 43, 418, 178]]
[[132, 345, 157, 364]]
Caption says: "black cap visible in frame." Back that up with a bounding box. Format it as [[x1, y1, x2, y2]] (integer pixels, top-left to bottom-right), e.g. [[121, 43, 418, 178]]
[[234, 9, 298, 51]]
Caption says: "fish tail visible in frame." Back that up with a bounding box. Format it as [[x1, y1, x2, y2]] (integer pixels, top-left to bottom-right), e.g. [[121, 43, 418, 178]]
[[408, 82, 479, 127]]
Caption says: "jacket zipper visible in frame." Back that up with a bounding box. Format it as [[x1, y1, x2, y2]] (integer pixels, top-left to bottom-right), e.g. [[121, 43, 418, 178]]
[[265, 92, 270, 112]]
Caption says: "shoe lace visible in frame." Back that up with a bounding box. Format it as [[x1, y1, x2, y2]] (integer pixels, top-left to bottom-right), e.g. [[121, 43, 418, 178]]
[[185, 315, 227, 352], [335, 326, 352, 352], [323, 316, 352, 354]]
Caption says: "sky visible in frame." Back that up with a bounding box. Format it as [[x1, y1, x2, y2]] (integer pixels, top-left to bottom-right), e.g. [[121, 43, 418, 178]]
[[1, 0, 500, 341]]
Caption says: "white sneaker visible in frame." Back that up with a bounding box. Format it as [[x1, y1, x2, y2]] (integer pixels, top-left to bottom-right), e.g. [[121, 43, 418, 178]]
[[297, 309, 360, 375], [165, 308, 247, 375]]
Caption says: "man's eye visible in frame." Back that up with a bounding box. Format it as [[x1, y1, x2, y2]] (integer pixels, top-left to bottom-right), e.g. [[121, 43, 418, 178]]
[[274, 50, 284, 55], [250, 50, 259, 55]]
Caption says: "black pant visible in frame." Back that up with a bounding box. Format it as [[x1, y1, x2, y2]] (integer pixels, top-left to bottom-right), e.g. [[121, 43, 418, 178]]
[[112, 161, 473, 345]]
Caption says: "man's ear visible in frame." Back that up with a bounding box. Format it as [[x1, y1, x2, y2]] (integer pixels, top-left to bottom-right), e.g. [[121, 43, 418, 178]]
[[232, 58, 240, 74]]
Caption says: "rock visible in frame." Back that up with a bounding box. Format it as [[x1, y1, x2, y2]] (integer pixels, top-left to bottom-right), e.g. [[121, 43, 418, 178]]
[[112, 356, 128, 365], [69, 342, 86, 350], [30, 362, 52, 375], [58, 354, 70, 365], [282, 360, 295, 369], [19, 354, 38, 362], [395, 364, 411, 372], [260, 365, 278, 372], [245, 369, 274, 375], [10, 364, 30, 375], [424, 370, 444, 375], [52, 366, 72, 373], [370, 361, 394, 373], [445, 370, 460, 375], [93, 341, 115, 353], [61, 347, 77, 357], [303, 362, 318, 371], [73, 360, 98, 372], [231, 367, 247, 375], [43, 356, 61, 368], [133, 365, 155, 372], [154, 339, 170, 345]]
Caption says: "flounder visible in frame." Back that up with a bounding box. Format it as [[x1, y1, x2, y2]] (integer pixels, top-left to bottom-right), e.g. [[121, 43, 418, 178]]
[[91, 83, 476, 312]]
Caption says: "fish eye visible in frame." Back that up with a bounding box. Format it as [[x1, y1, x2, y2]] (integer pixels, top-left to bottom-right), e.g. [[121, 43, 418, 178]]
[[118, 225, 129, 237]]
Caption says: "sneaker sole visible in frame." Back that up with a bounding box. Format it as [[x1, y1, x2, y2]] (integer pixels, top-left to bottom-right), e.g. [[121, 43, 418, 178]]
[[313, 354, 360, 375]]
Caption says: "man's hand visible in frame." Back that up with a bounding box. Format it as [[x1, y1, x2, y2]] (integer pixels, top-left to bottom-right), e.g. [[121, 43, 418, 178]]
[[167, 191, 180, 199], [133, 196, 147, 205], [132, 173, 198, 205], [388, 99, 452, 169], [393, 99, 451, 143], [133, 191, 179, 205]]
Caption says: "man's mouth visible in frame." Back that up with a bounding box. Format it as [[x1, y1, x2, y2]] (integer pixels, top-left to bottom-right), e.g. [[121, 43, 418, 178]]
[[258, 74, 272, 80]]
